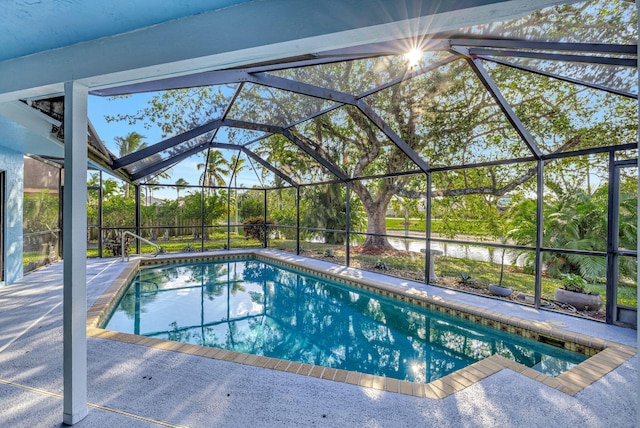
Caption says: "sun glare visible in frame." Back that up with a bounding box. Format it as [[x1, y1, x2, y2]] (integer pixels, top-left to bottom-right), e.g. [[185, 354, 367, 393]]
[[404, 48, 422, 68]]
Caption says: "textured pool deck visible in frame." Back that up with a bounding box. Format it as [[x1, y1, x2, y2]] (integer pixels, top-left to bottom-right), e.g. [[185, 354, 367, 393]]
[[0, 249, 637, 427]]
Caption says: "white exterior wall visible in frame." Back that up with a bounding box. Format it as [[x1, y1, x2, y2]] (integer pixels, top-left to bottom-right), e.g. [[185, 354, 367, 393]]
[[0, 148, 23, 285]]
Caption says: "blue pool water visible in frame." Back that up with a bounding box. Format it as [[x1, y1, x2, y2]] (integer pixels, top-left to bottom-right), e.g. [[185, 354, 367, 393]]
[[104, 257, 587, 383]]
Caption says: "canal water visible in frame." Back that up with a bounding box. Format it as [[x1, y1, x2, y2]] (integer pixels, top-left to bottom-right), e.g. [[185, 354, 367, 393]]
[[386, 237, 525, 266]]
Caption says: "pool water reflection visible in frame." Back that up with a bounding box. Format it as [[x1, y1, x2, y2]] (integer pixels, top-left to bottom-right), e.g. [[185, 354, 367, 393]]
[[104, 258, 586, 383]]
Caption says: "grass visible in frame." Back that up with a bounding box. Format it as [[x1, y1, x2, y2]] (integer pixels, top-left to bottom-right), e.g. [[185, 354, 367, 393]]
[[89, 234, 263, 258], [266, 238, 638, 308], [386, 218, 426, 231], [28, 235, 637, 309], [23, 250, 53, 272], [385, 217, 495, 237]]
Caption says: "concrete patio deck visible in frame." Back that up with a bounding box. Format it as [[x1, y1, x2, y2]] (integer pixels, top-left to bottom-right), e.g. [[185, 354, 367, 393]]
[[0, 251, 637, 427]]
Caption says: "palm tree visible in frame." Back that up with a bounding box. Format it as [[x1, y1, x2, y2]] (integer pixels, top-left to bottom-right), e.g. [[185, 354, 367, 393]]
[[114, 131, 148, 198], [229, 155, 247, 234], [174, 178, 189, 237], [197, 150, 228, 195], [102, 178, 119, 200], [115, 131, 147, 157], [508, 184, 636, 282], [144, 177, 161, 206], [175, 178, 189, 200]]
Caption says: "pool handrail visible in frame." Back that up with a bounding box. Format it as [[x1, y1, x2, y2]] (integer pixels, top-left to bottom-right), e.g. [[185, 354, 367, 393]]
[[121, 231, 159, 261]]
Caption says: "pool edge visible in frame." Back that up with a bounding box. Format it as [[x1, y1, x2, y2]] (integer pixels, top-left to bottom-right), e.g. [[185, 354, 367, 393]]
[[86, 250, 637, 400]]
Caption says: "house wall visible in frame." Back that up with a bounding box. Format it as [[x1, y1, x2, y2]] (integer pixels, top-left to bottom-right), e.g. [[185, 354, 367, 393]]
[[0, 148, 23, 285]]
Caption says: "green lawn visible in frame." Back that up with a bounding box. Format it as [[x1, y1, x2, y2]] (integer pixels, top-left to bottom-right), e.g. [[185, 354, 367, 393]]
[[88, 234, 263, 258], [386, 217, 494, 237], [386, 218, 426, 231], [27, 234, 636, 310], [266, 238, 638, 308]]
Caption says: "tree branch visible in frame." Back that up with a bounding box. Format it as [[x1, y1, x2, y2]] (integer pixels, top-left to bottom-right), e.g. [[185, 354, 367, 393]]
[[397, 135, 581, 198]]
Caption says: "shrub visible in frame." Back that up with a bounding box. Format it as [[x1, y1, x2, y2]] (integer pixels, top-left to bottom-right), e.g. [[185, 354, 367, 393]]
[[458, 271, 475, 285], [560, 273, 587, 294], [242, 217, 277, 243], [374, 259, 389, 270], [239, 199, 263, 220]]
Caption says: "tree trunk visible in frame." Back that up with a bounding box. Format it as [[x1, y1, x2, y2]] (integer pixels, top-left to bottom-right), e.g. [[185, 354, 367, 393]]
[[355, 186, 395, 250]]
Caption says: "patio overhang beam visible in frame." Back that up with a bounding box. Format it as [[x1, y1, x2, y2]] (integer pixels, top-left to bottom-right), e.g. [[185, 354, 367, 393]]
[[356, 100, 430, 173], [308, 38, 451, 58], [241, 39, 636, 75], [246, 73, 431, 175], [243, 55, 461, 151], [89, 70, 247, 97], [113, 118, 224, 169], [246, 73, 358, 105], [241, 147, 298, 187], [87, 120, 113, 163], [210, 82, 245, 142], [540, 142, 637, 161], [466, 48, 637, 67], [448, 39, 637, 55], [232, 55, 379, 75], [478, 56, 638, 99], [129, 142, 209, 181], [280, 129, 348, 181], [113, 118, 282, 170], [221, 118, 284, 134], [241, 99, 347, 149], [453, 47, 543, 159], [209, 142, 298, 187]]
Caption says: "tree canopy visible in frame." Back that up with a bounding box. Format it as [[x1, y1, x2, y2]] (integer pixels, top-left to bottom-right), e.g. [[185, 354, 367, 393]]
[[101, 0, 636, 251]]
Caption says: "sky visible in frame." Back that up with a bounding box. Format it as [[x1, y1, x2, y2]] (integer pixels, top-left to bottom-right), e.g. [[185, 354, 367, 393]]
[[88, 94, 265, 199]]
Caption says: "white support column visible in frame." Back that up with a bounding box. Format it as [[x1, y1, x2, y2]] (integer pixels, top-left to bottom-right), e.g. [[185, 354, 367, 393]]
[[62, 81, 88, 425]]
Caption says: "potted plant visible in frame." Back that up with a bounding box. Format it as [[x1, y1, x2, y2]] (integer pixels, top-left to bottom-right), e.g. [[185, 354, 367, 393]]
[[554, 273, 603, 311], [488, 244, 512, 297]]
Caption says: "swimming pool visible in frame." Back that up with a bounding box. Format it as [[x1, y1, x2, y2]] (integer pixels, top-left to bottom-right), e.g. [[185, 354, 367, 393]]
[[103, 256, 587, 383]]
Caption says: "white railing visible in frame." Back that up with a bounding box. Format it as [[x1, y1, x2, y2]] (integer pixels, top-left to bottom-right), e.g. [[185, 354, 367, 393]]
[[121, 231, 159, 261]]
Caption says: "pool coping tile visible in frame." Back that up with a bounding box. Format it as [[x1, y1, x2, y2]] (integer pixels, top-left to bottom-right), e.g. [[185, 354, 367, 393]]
[[86, 250, 638, 400]]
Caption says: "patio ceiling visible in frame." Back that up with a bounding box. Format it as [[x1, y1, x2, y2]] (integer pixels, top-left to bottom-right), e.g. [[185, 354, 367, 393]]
[[0, 1, 256, 63]]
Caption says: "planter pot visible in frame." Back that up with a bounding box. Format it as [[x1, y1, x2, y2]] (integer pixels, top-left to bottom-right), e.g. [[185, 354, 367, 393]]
[[554, 288, 603, 311], [488, 284, 512, 297]]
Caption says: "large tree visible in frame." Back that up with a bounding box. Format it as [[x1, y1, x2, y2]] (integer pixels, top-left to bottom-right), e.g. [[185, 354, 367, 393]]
[[266, 0, 636, 249], [104, 0, 637, 250]]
